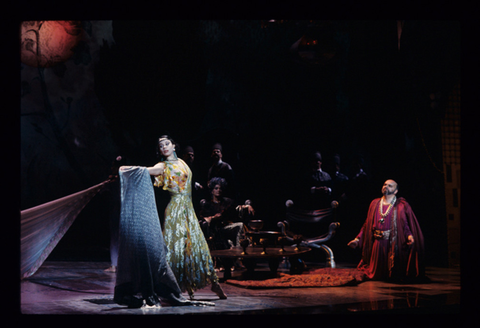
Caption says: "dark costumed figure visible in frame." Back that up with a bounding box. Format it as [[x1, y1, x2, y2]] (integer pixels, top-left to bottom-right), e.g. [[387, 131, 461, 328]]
[[348, 180, 425, 282], [113, 166, 213, 308], [298, 151, 333, 210], [207, 143, 236, 198]]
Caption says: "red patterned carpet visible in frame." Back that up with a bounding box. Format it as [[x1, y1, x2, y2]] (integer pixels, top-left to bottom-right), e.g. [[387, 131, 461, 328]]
[[226, 268, 367, 288]]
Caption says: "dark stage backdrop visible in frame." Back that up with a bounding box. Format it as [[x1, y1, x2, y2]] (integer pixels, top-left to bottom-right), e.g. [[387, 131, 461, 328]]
[[20, 20, 460, 266]]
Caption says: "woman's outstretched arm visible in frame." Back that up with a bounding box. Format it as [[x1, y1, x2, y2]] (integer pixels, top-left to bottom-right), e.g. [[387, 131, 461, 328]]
[[147, 162, 164, 176]]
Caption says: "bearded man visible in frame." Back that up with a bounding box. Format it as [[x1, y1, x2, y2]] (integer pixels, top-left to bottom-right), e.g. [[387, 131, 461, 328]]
[[348, 179, 425, 282]]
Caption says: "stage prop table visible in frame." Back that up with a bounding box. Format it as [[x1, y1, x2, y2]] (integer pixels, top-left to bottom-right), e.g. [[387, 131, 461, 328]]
[[246, 230, 283, 246], [210, 244, 311, 280]]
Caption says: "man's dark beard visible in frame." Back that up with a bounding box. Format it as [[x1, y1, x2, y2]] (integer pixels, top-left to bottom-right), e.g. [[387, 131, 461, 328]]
[[383, 189, 395, 196]]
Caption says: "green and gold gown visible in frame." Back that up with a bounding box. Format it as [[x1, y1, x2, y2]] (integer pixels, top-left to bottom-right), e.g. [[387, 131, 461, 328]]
[[154, 158, 218, 295]]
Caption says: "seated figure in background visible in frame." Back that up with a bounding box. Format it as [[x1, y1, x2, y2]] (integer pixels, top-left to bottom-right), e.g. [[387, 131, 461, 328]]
[[198, 177, 250, 251], [199, 177, 255, 271]]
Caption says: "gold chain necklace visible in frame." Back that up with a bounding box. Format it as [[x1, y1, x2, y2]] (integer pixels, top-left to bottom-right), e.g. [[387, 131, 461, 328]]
[[379, 196, 396, 223]]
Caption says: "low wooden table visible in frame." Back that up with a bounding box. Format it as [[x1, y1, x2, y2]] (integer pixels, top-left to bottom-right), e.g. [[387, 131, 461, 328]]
[[245, 230, 283, 247], [210, 245, 311, 280]]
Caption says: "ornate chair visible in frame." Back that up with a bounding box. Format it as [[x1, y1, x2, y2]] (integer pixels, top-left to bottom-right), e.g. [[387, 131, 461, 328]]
[[277, 200, 340, 268]]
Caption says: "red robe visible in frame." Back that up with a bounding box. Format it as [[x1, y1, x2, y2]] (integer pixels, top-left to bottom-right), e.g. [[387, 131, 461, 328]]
[[355, 197, 425, 281]]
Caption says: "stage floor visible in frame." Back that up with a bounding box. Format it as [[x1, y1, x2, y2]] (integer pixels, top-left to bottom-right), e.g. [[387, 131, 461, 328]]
[[20, 259, 460, 317]]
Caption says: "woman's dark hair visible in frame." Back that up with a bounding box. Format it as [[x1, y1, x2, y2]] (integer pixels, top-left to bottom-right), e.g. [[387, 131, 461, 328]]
[[156, 135, 177, 160], [208, 177, 227, 191]]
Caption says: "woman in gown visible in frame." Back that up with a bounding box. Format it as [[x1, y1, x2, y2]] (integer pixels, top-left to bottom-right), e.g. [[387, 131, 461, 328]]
[[147, 135, 227, 299]]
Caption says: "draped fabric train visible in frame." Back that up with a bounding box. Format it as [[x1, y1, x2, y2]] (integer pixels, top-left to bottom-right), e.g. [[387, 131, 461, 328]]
[[114, 166, 189, 305], [20, 180, 109, 279]]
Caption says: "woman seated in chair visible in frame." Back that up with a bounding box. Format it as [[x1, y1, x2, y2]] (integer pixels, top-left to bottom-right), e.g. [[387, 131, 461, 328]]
[[198, 177, 253, 251]]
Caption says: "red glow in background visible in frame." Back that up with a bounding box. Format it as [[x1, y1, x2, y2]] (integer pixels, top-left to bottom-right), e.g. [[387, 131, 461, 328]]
[[20, 21, 83, 68]]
